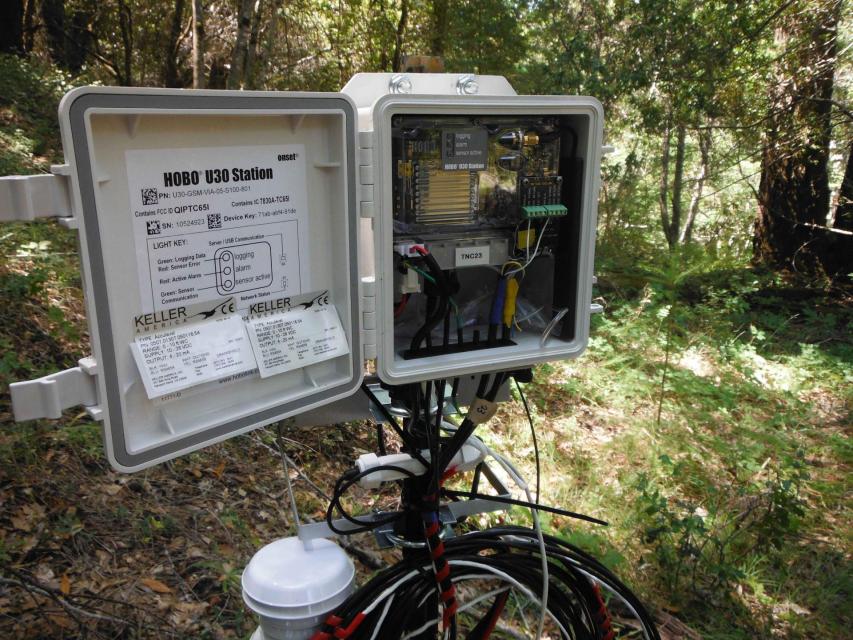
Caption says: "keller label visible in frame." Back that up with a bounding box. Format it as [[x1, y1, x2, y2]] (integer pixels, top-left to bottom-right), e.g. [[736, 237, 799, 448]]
[[131, 315, 256, 399], [246, 299, 350, 378]]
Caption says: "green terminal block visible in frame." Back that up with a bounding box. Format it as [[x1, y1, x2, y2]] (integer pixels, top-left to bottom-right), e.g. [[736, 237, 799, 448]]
[[522, 203, 568, 218]]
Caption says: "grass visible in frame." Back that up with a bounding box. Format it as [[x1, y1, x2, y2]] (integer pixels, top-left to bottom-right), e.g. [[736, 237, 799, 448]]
[[486, 266, 852, 639]]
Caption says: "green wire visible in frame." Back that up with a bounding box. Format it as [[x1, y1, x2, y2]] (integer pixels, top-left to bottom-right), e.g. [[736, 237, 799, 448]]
[[404, 261, 464, 329], [404, 262, 435, 283]]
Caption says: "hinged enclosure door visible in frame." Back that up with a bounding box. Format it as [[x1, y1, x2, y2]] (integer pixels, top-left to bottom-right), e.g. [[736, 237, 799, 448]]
[[60, 87, 362, 471], [369, 94, 604, 384]]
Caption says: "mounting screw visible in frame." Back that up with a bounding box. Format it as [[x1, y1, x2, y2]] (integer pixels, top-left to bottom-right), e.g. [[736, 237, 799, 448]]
[[456, 74, 479, 95], [389, 74, 413, 94]]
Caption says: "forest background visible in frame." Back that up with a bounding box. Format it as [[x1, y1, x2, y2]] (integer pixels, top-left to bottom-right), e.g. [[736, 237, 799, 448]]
[[0, 1, 850, 639]]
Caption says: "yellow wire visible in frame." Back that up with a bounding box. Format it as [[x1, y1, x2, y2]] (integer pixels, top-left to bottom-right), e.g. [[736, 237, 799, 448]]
[[501, 260, 525, 276]]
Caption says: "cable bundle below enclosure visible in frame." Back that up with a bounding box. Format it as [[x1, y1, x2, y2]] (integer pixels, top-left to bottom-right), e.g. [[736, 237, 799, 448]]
[[310, 526, 660, 640]]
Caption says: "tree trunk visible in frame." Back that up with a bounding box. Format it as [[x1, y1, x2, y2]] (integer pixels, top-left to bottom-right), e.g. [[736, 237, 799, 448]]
[[243, 0, 265, 89], [391, 0, 409, 73], [117, 0, 133, 85], [162, 0, 186, 87], [66, 9, 93, 73], [658, 117, 672, 247], [680, 129, 712, 244], [23, 0, 35, 53], [227, 0, 255, 90], [258, 0, 283, 88], [820, 140, 853, 278], [0, 1, 24, 55], [754, 0, 841, 273], [208, 56, 227, 89], [191, 0, 205, 89], [834, 141, 853, 232], [430, 0, 449, 56], [40, 0, 66, 65], [669, 124, 687, 248]]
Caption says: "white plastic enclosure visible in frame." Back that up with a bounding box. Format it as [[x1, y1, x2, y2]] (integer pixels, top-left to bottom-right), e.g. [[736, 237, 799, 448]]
[[58, 87, 362, 471], [352, 88, 603, 384], [3, 75, 604, 473]]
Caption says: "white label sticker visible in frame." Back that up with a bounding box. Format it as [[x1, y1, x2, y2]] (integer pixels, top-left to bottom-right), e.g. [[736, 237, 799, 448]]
[[131, 315, 256, 399], [151, 367, 259, 405], [455, 245, 491, 267], [246, 303, 350, 378], [125, 144, 309, 314]]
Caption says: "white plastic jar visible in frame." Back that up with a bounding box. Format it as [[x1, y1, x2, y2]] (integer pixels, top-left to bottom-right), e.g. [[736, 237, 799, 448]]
[[242, 537, 356, 640]]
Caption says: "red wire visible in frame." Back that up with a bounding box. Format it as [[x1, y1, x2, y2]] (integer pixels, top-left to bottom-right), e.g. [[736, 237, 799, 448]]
[[394, 294, 409, 318], [481, 590, 510, 640]]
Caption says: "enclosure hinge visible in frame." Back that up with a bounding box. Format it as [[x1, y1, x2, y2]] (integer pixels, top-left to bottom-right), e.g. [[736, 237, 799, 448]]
[[358, 132, 375, 219], [10, 356, 103, 422], [0, 166, 76, 227], [360, 276, 377, 361]]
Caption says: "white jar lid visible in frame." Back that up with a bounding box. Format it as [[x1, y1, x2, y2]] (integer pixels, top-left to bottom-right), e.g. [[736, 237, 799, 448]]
[[242, 537, 355, 609]]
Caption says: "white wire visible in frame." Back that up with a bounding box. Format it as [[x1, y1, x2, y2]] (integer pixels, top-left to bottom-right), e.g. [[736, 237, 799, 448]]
[[368, 595, 395, 640], [399, 562, 570, 640], [506, 218, 550, 276], [361, 569, 421, 616], [449, 560, 568, 639], [403, 585, 511, 639], [413, 579, 510, 609], [570, 566, 654, 640], [440, 421, 548, 639], [487, 451, 549, 639]]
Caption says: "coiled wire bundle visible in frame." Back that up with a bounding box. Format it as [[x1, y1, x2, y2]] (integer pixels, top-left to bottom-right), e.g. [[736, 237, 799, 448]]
[[310, 525, 659, 640]]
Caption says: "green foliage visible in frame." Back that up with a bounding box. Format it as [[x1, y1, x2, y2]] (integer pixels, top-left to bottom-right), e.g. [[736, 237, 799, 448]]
[[0, 54, 71, 172], [560, 529, 626, 572], [634, 451, 807, 596], [137, 514, 179, 544]]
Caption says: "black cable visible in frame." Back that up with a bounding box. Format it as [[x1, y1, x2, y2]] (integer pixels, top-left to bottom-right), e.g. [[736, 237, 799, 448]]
[[361, 383, 428, 466], [434, 373, 497, 479], [410, 250, 451, 352], [325, 464, 418, 535], [440, 489, 609, 527], [486, 371, 506, 401], [514, 377, 541, 504], [425, 294, 436, 348], [317, 526, 661, 640], [376, 423, 387, 456]]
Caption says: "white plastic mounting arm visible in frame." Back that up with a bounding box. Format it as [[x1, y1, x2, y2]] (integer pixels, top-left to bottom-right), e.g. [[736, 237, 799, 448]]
[[0, 167, 74, 225], [9, 357, 101, 422], [355, 441, 486, 489]]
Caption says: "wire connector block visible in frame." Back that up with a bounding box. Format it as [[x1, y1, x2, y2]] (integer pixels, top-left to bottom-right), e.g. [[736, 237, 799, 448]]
[[521, 204, 568, 218]]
